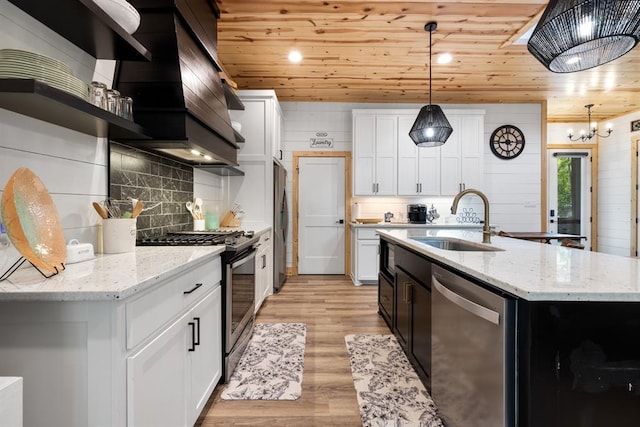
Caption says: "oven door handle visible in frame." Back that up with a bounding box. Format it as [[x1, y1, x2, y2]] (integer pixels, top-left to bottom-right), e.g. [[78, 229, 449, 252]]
[[229, 249, 257, 269]]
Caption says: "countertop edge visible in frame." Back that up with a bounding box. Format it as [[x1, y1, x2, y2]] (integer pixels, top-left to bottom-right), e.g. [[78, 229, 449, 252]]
[[0, 246, 225, 302], [378, 229, 640, 303]]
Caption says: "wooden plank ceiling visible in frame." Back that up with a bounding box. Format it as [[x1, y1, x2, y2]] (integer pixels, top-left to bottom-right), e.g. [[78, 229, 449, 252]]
[[216, 0, 640, 122]]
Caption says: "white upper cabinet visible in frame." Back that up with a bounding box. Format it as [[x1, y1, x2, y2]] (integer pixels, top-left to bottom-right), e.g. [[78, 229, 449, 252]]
[[440, 112, 484, 195], [230, 90, 282, 225], [353, 112, 398, 196], [397, 113, 440, 196], [354, 109, 484, 197]]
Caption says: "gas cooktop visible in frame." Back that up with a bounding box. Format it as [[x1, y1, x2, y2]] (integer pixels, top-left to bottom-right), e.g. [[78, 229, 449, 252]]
[[137, 230, 256, 251]]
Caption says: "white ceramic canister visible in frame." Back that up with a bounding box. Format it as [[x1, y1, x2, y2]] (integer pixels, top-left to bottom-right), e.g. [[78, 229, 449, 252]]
[[102, 218, 137, 254]]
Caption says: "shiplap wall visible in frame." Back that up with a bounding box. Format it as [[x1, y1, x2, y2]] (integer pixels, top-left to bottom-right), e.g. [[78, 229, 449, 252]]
[[281, 101, 543, 233], [0, 1, 227, 270], [598, 110, 640, 256], [0, 2, 110, 272]]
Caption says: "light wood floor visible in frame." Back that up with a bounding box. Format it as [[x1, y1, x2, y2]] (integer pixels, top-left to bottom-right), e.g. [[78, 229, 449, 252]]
[[196, 275, 389, 426]]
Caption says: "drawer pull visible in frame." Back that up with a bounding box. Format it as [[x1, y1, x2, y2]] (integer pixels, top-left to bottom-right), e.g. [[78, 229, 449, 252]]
[[188, 322, 196, 352], [183, 283, 203, 295], [193, 317, 201, 346]]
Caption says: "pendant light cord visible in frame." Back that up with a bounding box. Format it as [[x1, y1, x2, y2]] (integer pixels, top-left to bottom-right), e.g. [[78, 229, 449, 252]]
[[429, 26, 432, 106]]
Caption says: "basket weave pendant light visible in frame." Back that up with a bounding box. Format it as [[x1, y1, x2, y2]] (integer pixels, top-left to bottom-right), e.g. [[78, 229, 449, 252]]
[[527, 0, 640, 73], [409, 22, 453, 147]]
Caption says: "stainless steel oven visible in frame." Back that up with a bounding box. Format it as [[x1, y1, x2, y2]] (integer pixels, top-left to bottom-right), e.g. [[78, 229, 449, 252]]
[[223, 245, 256, 382]]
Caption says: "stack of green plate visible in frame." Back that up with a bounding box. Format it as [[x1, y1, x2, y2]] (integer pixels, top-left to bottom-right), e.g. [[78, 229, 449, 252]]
[[0, 49, 88, 101]]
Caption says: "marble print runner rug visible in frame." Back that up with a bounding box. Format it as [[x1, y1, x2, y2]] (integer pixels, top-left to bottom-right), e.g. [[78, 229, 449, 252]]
[[345, 334, 444, 427], [221, 323, 307, 400]]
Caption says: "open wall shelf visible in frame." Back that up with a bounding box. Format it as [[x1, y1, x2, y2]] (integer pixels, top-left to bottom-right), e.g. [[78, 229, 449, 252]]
[[8, 0, 151, 61], [0, 79, 150, 140]]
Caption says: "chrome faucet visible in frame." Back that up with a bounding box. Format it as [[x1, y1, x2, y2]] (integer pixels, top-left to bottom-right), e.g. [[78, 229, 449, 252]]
[[451, 188, 492, 243]]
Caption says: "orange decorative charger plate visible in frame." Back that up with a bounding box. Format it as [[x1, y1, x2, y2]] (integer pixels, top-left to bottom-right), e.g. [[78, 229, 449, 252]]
[[1, 168, 66, 276]]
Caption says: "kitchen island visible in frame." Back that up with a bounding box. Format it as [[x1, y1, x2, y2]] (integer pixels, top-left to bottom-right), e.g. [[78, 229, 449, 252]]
[[378, 228, 640, 427], [350, 221, 491, 285], [0, 246, 224, 427]]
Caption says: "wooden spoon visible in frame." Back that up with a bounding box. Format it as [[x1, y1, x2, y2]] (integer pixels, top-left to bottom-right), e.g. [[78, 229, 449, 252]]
[[92, 202, 108, 219], [131, 200, 144, 218]]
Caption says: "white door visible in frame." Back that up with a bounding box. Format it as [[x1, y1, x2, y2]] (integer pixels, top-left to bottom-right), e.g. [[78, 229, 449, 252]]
[[548, 149, 592, 246], [298, 157, 346, 274]]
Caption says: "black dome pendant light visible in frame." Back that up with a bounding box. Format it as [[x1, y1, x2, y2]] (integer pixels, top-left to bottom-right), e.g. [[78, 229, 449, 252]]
[[527, 0, 640, 73], [409, 22, 453, 147]]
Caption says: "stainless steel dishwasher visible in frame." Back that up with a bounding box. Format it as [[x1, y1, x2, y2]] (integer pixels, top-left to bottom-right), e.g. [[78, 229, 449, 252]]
[[431, 265, 515, 427]]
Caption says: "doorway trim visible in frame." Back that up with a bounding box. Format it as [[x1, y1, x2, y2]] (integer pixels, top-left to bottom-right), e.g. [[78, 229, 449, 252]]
[[630, 138, 640, 257], [292, 151, 352, 276], [547, 143, 598, 251]]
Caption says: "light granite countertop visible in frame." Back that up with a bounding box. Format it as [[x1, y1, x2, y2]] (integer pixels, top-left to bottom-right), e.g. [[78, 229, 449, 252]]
[[378, 228, 640, 302], [0, 246, 225, 302], [351, 221, 489, 228]]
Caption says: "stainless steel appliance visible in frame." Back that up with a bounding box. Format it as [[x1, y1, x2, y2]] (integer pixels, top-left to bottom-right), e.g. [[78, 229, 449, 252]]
[[407, 204, 427, 224], [431, 265, 515, 427], [273, 159, 288, 292], [137, 230, 259, 382]]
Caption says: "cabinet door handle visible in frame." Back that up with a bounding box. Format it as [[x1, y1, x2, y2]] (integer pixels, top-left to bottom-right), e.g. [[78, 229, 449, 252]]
[[183, 283, 203, 295], [403, 282, 412, 304], [420, 183, 423, 193], [193, 317, 200, 346], [262, 254, 266, 269], [188, 322, 196, 352], [416, 183, 419, 193], [406, 283, 413, 304]]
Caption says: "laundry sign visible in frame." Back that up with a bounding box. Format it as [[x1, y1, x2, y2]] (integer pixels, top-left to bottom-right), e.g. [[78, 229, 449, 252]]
[[310, 132, 333, 148]]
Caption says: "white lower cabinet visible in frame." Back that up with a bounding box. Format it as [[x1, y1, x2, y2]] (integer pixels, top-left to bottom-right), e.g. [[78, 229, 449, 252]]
[[0, 256, 223, 427], [187, 287, 222, 426], [127, 308, 189, 427], [350, 228, 380, 285], [126, 289, 221, 427], [127, 265, 222, 427], [255, 230, 273, 313]]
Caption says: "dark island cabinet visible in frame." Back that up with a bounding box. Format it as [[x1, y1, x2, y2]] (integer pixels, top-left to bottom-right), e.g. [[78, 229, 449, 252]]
[[392, 245, 432, 389], [378, 272, 394, 328], [518, 300, 640, 426]]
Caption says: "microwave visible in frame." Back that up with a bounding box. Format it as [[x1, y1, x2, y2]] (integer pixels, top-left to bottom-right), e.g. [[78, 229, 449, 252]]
[[380, 238, 395, 279]]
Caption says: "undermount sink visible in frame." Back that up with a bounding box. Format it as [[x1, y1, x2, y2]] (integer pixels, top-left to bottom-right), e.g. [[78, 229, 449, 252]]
[[412, 237, 505, 252]]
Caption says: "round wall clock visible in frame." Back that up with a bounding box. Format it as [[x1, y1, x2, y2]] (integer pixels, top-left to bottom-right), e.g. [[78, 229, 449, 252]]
[[489, 125, 525, 159]]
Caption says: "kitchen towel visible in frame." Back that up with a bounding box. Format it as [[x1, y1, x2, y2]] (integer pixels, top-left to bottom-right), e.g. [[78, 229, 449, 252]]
[[221, 323, 306, 400], [345, 334, 444, 427]]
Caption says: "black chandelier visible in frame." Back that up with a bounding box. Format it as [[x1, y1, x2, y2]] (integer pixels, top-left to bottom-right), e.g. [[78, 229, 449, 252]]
[[527, 0, 640, 73], [568, 104, 613, 141], [409, 22, 453, 147]]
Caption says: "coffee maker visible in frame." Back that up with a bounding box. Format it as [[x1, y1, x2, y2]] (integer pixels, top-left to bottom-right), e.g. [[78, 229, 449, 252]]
[[407, 204, 427, 224]]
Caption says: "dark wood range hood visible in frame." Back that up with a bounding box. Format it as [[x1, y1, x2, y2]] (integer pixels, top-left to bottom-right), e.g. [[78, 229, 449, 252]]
[[114, 0, 241, 169]]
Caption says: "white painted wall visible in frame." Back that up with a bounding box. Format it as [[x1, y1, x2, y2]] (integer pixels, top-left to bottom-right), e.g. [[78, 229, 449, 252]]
[[281, 101, 543, 235], [597, 110, 640, 256], [0, 2, 109, 273]]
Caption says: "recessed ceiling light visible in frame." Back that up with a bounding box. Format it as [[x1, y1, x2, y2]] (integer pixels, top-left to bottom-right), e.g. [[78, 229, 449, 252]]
[[203, 155, 212, 161], [437, 53, 453, 64], [288, 50, 303, 63], [190, 149, 201, 156]]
